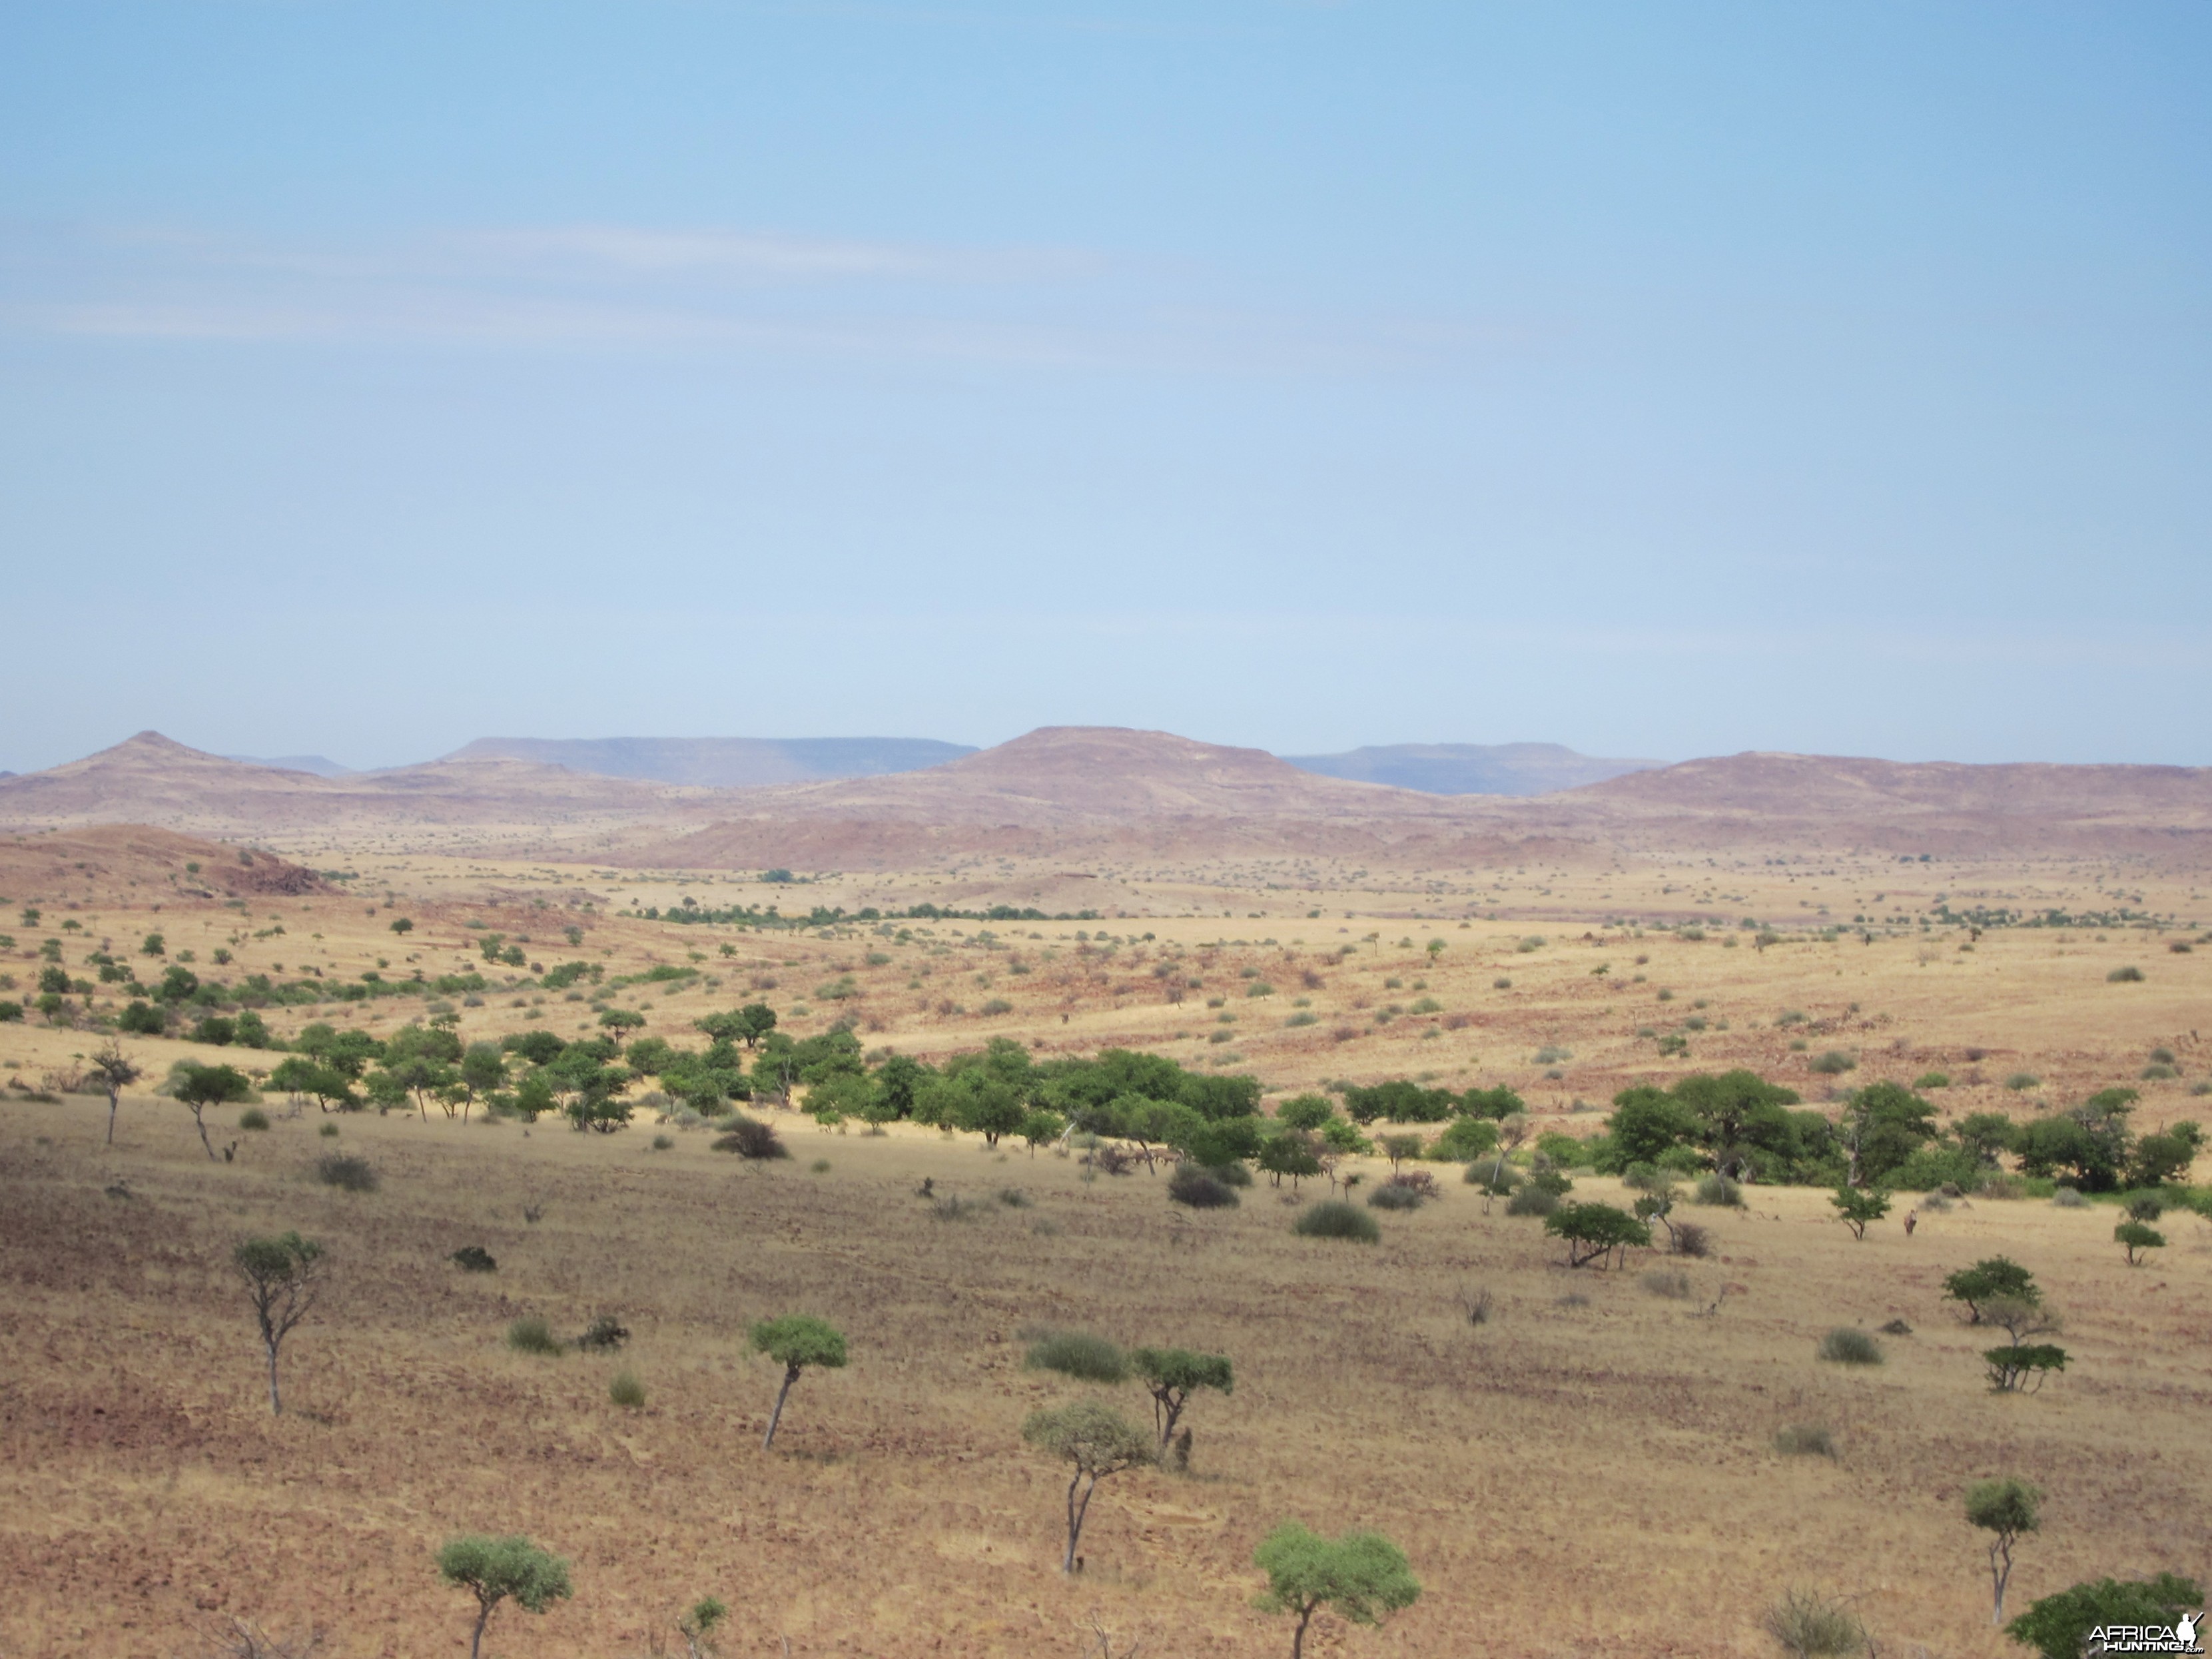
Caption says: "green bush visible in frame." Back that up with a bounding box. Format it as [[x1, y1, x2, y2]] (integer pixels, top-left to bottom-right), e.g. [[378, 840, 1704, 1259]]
[[317, 1122, 339, 1139], [1816, 1327, 1883, 1366], [1367, 1181, 1423, 1211], [2107, 965, 2145, 982], [1024, 1329, 1129, 1383], [1167, 1164, 1240, 1208], [609, 1370, 646, 1409], [712, 1116, 789, 1160], [1809, 1050, 1857, 1076], [1293, 1201, 1380, 1242], [1464, 1159, 1519, 1193], [1912, 1071, 1951, 1090], [450, 1245, 497, 1272], [507, 1316, 562, 1356], [1504, 1184, 1559, 1217], [314, 1152, 378, 1192], [1692, 1173, 1740, 1207], [238, 1108, 270, 1132], [1772, 1423, 1835, 1458], [2006, 1574, 2203, 1659]]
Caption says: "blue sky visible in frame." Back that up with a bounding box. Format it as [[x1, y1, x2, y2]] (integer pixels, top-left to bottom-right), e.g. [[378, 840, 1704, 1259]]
[[2, 2, 2207, 772]]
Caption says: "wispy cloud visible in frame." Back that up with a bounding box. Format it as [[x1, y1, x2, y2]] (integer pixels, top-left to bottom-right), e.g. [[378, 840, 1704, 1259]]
[[0, 220, 1522, 376]]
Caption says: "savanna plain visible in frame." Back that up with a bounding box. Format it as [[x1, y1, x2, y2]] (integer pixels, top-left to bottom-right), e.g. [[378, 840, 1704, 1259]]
[[3, 831, 2209, 1658]]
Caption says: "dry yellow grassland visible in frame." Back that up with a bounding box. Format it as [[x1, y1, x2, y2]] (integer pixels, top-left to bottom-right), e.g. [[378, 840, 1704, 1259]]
[[2, 844, 2207, 1656]]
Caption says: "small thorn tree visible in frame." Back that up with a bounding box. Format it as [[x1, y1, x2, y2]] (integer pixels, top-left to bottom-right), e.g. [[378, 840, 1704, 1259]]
[[2114, 1219, 2165, 1266], [1542, 1201, 1651, 1269], [436, 1534, 571, 1659], [1021, 1397, 1154, 1573], [175, 1061, 254, 1161], [1942, 1257, 2039, 1324], [1965, 1478, 2041, 1624], [675, 1596, 727, 1659], [234, 1231, 325, 1415], [1828, 1185, 1892, 1241], [1129, 1346, 1233, 1457], [1252, 1521, 1421, 1659], [749, 1314, 846, 1450], [88, 1042, 141, 1148]]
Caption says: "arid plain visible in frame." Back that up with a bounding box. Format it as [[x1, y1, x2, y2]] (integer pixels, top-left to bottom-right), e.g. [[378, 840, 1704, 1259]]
[[3, 730, 2209, 1657]]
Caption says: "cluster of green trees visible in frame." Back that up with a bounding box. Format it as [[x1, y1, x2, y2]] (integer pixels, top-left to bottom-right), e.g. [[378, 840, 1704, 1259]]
[[1596, 1072, 2197, 1195]]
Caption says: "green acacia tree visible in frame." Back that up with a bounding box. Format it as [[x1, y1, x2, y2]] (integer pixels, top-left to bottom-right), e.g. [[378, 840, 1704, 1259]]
[[174, 1061, 253, 1160], [1829, 1186, 1892, 1241], [1130, 1346, 1233, 1459], [436, 1534, 571, 1659], [1252, 1522, 1420, 1659], [750, 1315, 847, 1449], [234, 1232, 324, 1415], [1965, 1479, 2040, 1624], [1543, 1202, 1651, 1269], [1942, 1257, 2039, 1323], [2115, 1219, 2165, 1266], [1022, 1397, 1154, 1574]]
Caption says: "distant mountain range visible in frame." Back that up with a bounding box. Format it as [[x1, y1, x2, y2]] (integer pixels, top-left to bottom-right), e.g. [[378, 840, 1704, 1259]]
[[3, 727, 2209, 864], [444, 736, 978, 788], [1282, 742, 1660, 796]]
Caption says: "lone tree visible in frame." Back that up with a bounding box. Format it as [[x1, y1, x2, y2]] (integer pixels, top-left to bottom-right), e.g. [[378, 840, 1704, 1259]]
[[1252, 1521, 1421, 1659], [1129, 1346, 1233, 1459], [675, 1597, 726, 1659], [234, 1232, 325, 1415], [87, 1042, 141, 1148], [1543, 1202, 1651, 1269], [1981, 1295, 2067, 1393], [750, 1314, 846, 1450], [436, 1534, 572, 1659], [1022, 1397, 1154, 1574], [1829, 1186, 1892, 1241], [1965, 1478, 2041, 1625], [2115, 1219, 2165, 1266], [1942, 1257, 2039, 1324], [175, 1061, 254, 1160]]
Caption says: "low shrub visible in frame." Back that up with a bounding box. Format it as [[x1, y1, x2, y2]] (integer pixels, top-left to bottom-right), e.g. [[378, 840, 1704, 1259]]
[[317, 1122, 340, 1138], [314, 1152, 378, 1192], [1670, 1220, 1713, 1257], [1293, 1201, 1380, 1241], [2051, 1187, 2088, 1209], [450, 1245, 497, 1273], [1762, 1587, 1866, 1656], [577, 1313, 629, 1351], [1641, 1269, 1692, 1299], [2107, 965, 2145, 983], [608, 1370, 646, 1409], [1692, 1173, 1740, 1207], [1773, 1423, 1836, 1458], [996, 1186, 1030, 1208], [1809, 1050, 1857, 1076], [1368, 1170, 1439, 1211], [1024, 1330, 1128, 1383], [1464, 1160, 1519, 1193], [238, 1108, 270, 1132], [1913, 1071, 1951, 1090], [507, 1316, 562, 1356], [650, 1133, 673, 1150], [1167, 1164, 1240, 1209], [810, 1158, 831, 1173], [712, 1116, 789, 1160], [1504, 1185, 1559, 1218], [1817, 1327, 1883, 1366]]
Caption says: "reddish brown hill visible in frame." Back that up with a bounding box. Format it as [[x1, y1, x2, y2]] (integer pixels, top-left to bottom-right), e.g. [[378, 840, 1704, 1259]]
[[1568, 752, 2212, 856], [0, 824, 336, 905], [0, 732, 725, 838]]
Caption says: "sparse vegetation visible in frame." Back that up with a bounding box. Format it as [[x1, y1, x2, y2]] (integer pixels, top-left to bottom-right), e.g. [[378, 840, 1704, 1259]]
[[1816, 1327, 1882, 1366], [506, 1316, 561, 1357], [1293, 1201, 1379, 1241]]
